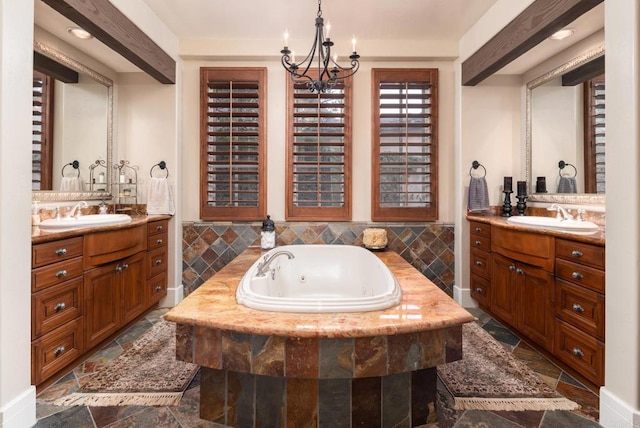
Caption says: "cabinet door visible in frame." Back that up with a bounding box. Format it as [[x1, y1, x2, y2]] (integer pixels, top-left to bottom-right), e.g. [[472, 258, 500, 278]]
[[121, 252, 147, 325], [491, 254, 516, 324], [516, 264, 554, 351], [85, 264, 120, 349]]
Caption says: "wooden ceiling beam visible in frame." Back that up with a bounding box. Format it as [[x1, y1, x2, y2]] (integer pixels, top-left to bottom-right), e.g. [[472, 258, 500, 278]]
[[41, 0, 176, 84], [461, 0, 603, 86]]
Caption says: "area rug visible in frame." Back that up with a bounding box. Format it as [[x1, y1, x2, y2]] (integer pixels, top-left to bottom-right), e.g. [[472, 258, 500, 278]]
[[54, 320, 199, 407], [437, 322, 580, 411]]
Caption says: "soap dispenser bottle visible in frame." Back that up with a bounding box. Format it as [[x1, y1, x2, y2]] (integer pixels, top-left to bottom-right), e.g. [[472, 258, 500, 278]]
[[261, 215, 276, 250]]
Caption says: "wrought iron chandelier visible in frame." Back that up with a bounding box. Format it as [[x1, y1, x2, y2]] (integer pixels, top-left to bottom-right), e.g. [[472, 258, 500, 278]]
[[280, 0, 360, 93]]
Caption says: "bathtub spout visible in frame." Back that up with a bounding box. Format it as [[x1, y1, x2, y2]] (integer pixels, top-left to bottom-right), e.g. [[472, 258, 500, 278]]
[[256, 250, 294, 277]]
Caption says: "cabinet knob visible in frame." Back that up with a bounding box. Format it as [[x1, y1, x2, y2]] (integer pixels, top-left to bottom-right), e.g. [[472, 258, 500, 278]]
[[475, 287, 483, 294], [155, 286, 163, 292], [572, 303, 585, 313], [156, 225, 163, 231], [516, 268, 524, 275], [115, 265, 123, 273], [55, 270, 67, 279], [54, 346, 66, 357], [156, 239, 163, 245], [122, 263, 129, 270], [155, 259, 162, 265], [475, 240, 482, 246], [509, 264, 516, 271], [54, 248, 67, 256], [571, 250, 583, 258], [475, 260, 483, 266], [474, 227, 482, 232], [54, 302, 66, 312], [572, 347, 584, 358], [571, 272, 584, 280]]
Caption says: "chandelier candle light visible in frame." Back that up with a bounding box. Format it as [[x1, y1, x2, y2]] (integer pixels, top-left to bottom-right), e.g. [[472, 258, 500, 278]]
[[280, 0, 360, 93]]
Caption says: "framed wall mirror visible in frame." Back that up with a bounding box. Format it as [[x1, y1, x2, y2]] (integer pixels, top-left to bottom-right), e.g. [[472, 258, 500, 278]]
[[32, 40, 113, 202], [525, 46, 605, 205]]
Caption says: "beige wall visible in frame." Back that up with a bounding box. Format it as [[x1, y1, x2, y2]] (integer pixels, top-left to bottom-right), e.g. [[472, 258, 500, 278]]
[[180, 59, 457, 223]]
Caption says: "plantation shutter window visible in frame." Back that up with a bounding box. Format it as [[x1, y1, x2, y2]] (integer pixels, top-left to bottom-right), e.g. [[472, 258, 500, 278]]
[[286, 75, 352, 220], [372, 69, 438, 221], [584, 75, 605, 194], [200, 68, 267, 221], [33, 70, 54, 190]]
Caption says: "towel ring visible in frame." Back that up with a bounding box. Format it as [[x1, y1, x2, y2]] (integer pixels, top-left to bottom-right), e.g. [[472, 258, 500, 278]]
[[150, 161, 169, 178], [61, 160, 80, 177], [469, 160, 486, 178], [558, 160, 577, 178]]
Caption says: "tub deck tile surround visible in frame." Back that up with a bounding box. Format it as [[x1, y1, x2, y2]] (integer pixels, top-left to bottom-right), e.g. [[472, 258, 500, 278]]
[[166, 247, 473, 427]]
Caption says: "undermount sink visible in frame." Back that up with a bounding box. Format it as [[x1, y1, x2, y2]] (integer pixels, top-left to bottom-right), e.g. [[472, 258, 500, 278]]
[[39, 214, 132, 230], [507, 216, 599, 233]]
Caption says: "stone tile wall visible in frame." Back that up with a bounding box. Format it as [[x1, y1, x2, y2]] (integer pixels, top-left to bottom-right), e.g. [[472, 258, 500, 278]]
[[182, 222, 455, 296]]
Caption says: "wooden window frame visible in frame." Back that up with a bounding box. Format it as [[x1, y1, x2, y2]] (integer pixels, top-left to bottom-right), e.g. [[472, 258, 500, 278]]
[[285, 75, 352, 221], [33, 70, 54, 190], [371, 68, 438, 222], [583, 74, 605, 194], [200, 67, 267, 221]]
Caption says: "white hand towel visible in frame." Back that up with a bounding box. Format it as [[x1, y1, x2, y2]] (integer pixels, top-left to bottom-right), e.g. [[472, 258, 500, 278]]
[[147, 177, 175, 215], [467, 176, 490, 212], [60, 176, 83, 191]]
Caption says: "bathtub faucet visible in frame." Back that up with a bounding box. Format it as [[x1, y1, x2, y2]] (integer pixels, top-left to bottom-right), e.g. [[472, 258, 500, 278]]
[[256, 250, 295, 277]]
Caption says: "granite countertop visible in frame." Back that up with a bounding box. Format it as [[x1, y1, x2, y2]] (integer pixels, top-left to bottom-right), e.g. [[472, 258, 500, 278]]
[[164, 247, 475, 339], [31, 214, 172, 243], [467, 213, 605, 246]]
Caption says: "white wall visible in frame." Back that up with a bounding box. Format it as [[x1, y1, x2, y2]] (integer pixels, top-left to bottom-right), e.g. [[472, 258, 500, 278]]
[[0, 0, 36, 426], [180, 59, 457, 224]]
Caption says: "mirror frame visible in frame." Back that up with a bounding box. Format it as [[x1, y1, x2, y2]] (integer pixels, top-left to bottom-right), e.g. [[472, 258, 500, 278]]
[[525, 45, 605, 205], [32, 40, 114, 202]]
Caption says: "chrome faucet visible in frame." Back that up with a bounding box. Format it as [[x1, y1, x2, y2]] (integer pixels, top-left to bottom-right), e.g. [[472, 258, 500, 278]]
[[66, 201, 88, 218], [548, 203, 573, 221], [256, 250, 294, 277]]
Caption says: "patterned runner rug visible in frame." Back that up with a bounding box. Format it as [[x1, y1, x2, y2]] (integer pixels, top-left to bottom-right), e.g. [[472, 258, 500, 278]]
[[54, 320, 199, 407], [437, 322, 580, 411]]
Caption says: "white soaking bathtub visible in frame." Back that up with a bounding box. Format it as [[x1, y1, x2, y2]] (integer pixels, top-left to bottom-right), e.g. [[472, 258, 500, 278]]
[[236, 245, 402, 312]]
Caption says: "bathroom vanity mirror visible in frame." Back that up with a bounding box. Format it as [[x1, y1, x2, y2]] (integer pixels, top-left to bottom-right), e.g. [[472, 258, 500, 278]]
[[525, 46, 605, 205], [32, 41, 113, 202]]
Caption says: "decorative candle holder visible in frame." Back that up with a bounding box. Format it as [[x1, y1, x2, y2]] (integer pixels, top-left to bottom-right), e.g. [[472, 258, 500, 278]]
[[516, 195, 527, 216], [501, 190, 513, 217]]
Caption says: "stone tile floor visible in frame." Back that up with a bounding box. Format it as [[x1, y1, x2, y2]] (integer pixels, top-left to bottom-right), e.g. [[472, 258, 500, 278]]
[[35, 307, 601, 427]]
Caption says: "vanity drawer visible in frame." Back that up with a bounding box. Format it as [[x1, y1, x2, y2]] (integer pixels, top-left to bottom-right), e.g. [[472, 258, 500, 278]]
[[555, 319, 604, 385], [31, 317, 84, 385], [32, 237, 83, 268], [147, 246, 168, 278], [470, 248, 491, 279], [556, 259, 605, 294], [148, 219, 169, 236], [470, 274, 491, 307], [491, 227, 554, 272], [469, 221, 491, 239], [148, 272, 167, 305], [470, 234, 491, 252], [147, 231, 168, 250], [84, 225, 146, 268], [556, 239, 604, 270], [32, 276, 83, 339], [32, 256, 83, 292], [555, 279, 604, 340]]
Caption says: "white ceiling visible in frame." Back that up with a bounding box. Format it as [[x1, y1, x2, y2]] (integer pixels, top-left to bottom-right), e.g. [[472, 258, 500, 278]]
[[34, 0, 603, 77]]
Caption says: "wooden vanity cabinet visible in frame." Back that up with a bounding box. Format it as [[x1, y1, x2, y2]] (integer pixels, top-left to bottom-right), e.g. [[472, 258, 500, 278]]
[[32, 218, 171, 387], [491, 227, 555, 351], [469, 218, 606, 387]]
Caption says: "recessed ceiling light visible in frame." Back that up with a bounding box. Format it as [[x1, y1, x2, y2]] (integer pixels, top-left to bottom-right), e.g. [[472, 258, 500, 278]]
[[549, 28, 575, 40], [67, 26, 93, 40]]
